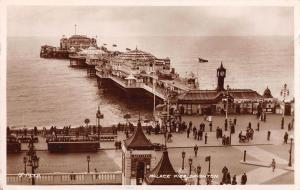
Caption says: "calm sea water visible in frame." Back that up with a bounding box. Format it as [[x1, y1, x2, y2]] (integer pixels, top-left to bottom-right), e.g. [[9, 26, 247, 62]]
[[7, 36, 294, 127]]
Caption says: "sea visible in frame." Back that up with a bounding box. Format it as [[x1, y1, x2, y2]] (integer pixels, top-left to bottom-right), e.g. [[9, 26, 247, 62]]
[[7, 36, 294, 128]]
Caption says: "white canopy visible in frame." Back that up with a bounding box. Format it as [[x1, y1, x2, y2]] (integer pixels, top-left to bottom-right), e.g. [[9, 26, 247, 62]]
[[125, 73, 137, 80]]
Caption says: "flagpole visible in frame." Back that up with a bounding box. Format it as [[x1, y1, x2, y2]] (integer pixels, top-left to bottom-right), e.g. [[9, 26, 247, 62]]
[[153, 63, 156, 121]]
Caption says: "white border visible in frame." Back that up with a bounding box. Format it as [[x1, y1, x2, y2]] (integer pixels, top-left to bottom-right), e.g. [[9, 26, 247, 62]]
[[0, 0, 299, 190]]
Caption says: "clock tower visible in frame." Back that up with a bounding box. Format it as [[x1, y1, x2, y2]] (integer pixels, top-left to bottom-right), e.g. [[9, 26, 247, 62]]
[[216, 62, 226, 91]]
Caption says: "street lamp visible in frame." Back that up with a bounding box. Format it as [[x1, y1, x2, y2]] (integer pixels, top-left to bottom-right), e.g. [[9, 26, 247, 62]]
[[96, 105, 104, 140], [87, 155, 91, 173], [226, 85, 230, 119], [23, 156, 27, 174], [280, 84, 289, 129], [124, 113, 131, 131], [229, 126, 232, 146], [26, 135, 39, 185], [188, 158, 193, 176], [288, 135, 293, 167], [181, 151, 186, 170], [197, 165, 201, 185], [160, 111, 168, 146]]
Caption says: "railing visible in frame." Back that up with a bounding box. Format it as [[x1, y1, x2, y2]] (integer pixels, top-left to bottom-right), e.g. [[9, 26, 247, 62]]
[[7, 171, 122, 185], [96, 71, 168, 100]]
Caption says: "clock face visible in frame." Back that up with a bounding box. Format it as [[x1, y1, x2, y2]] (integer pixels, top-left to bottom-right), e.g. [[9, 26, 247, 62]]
[[220, 71, 225, 77]]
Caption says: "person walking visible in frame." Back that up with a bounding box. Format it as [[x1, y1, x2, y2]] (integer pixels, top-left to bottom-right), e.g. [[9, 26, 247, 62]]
[[256, 122, 260, 131], [189, 121, 193, 130], [288, 123, 291, 131], [284, 132, 289, 144], [194, 144, 198, 157], [197, 129, 201, 140], [230, 124, 235, 134], [94, 168, 99, 179], [221, 166, 228, 184], [216, 126, 220, 139], [193, 126, 197, 139], [232, 174, 237, 185], [271, 159, 276, 172], [205, 133, 208, 144], [267, 131, 271, 141], [233, 117, 237, 126], [226, 172, 231, 184], [187, 127, 190, 138], [241, 173, 247, 185], [209, 121, 212, 132]]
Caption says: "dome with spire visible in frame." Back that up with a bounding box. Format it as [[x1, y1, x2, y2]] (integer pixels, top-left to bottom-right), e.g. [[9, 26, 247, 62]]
[[263, 86, 273, 98]]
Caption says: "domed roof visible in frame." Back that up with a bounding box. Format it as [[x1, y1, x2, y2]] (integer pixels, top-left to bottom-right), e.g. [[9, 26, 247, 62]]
[[263, 86, 273, 98], [115, 48, 156, 63], [69, 35, 90, 40]]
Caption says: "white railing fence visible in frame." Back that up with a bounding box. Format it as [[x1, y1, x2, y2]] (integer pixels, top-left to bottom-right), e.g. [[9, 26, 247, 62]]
[[7, 171, 122, 185]]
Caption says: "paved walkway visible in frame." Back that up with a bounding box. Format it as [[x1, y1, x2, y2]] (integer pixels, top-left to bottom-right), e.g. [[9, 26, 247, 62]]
[[116, 129, 293, 148], [236, 167, 288, 184], [234, 145, 291, 184], [235, 146, 288, 164], [105, 150, 122, 169]]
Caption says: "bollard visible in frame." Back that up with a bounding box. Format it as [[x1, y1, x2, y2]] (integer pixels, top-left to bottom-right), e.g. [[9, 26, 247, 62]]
[[243, 150, 246, 162]]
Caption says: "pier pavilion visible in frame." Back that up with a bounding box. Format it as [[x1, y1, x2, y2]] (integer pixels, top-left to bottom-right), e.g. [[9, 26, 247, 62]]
[[95, 48, 198, 103], [69, 46, 108, 68], [60, 35, 97, 52], [177, 63, 279, 115]]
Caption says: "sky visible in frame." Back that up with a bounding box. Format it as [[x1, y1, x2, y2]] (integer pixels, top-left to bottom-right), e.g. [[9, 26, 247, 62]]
[[7, 6, 294, 37]]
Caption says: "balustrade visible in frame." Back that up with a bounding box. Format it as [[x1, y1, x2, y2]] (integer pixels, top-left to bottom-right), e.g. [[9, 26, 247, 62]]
[[7, 171, 122, 185]]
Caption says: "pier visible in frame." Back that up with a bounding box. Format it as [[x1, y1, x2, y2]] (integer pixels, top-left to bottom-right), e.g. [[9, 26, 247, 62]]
[[96, 70, 167, 101]]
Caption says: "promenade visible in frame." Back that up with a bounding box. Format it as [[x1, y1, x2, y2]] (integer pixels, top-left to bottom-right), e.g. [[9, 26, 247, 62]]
[[7, 114, 294, 185]]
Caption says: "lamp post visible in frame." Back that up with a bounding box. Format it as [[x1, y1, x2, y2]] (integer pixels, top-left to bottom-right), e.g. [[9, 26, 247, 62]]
[[153, 66, 156, 119], [288, 135, 293, 167], [181, 151, 186, 170], [23, 156, 27, 174], [196, 165, 201, 185], [188, 158, 193, 176], [26, 135, 39, 185], [226, 85, 230, 120], [87, 155, 91, 173], [280, 84, 289, 129], [124, 113, 131, 132], [96, 105, 104, 140], [229, 125, 232, 146]]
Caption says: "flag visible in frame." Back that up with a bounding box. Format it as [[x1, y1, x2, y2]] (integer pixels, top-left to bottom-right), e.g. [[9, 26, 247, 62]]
[[205, 156, 211, 162], [112, 44, 117, 47], [126, 48, 131, 51]]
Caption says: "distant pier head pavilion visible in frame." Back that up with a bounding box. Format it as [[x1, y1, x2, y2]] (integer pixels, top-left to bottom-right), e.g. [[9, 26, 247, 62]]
[[40, 34, 98, 59]]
